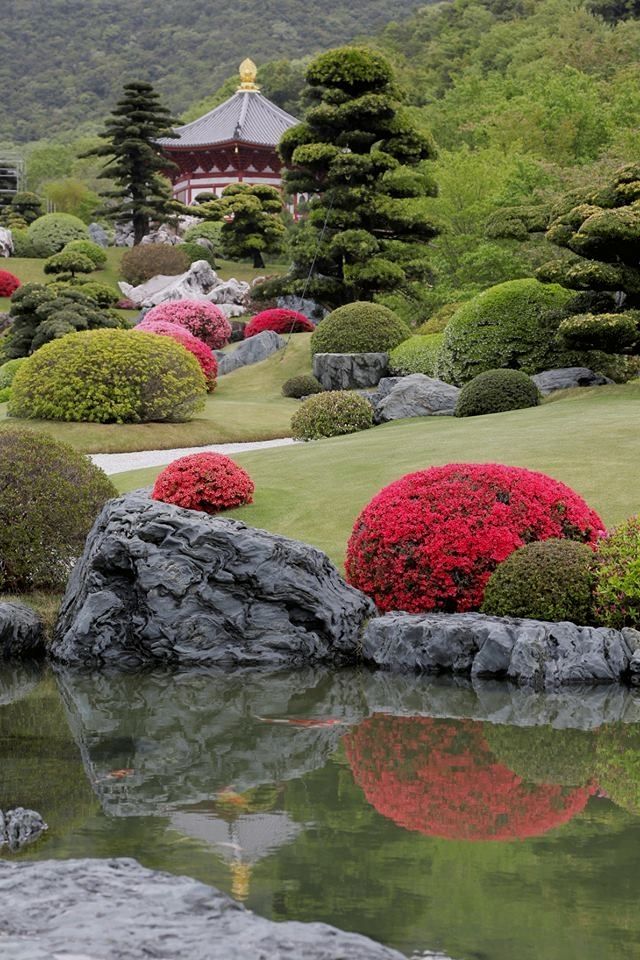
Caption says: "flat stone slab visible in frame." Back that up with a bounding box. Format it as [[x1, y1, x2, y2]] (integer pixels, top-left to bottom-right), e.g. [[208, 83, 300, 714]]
[[0, 602, 45, 659], [313, 352, 389, 390], [0, 857, 407, 960], [531, 367, 613, 395]]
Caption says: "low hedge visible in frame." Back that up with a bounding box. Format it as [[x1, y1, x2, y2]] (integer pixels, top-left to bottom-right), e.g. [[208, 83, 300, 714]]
[[282, 374, 324, 398], [455, 368, 540, 417], [291, 390, 373, 440], [310, 301, 411, 356], [388, 334, 443, 377]]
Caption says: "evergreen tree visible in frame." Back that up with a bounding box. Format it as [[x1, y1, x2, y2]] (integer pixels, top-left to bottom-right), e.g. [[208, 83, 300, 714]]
[[196, 183, 286, 268], [84, 81, 179, 245], [264, 46, 439, 308]]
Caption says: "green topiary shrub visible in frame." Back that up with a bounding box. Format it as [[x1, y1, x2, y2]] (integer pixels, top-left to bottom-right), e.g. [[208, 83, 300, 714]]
[[558, 312, 640, 353], [0, 428, 116, 590], [62, 238, 108, 267], [455, 368, 540, 417], [10, 228, 37, 258], [183, 221, 223, 248], [593, 516, 640, 629], [388, 334, 443, 377], [417, 302, 463, 335], [180, 241, 217, 269], [9, 329, 206, 424], [310, 301, 411, 356], [120, 244, 190, 285], [43, 250, 96, 280], [282, 374, 324, 398], [291, 390, 373, 440], [0, 358, 25, 389], [27, 213, 89, 257], [481, 538, 596, 624], [76, 281, 119, 308]]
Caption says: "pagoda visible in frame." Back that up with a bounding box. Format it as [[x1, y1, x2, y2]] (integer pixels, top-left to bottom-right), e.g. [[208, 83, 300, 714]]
[[160, 59, 298, 206]]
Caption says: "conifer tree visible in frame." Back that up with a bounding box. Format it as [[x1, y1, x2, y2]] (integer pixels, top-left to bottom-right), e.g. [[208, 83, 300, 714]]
[[197, 183, 286, 268]]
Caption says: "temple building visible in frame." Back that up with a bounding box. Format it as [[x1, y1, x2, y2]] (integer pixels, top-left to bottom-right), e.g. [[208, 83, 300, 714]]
[[160, 59, 298, 206]]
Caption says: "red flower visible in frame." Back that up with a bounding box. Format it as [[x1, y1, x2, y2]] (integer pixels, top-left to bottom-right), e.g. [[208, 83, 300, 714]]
[[137, 318, 218, 390], [244, 309, 314, 338], [346, 463, 604, 613], [152, 452, 254, 514], [0, 270, 21, 298], [144, 299, 231, 349]]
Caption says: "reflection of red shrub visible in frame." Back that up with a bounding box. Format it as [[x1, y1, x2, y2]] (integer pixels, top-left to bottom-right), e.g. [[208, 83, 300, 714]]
[[152, 452, 254, 513], [0, 270, 20, 297], [346, 463, 604, 613], [344, 716, 592, 841], [244, 309, 313, 338], [137, 318, 218, 390]]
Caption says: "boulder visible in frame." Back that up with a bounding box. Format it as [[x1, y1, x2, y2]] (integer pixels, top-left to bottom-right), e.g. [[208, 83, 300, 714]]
[[114, 221, 135, 247], [532, 367, 613, 396], [0, 602, 45, 659], [277, 294, 328, 323], [118, 260, 220, 307], [88, 222, 109, 247], [141, 223, 181, 245], [373, 374, 460, 421], [0, 807, 47, 851], [218, 329, 284, 375], [313, 353, 389, 390], [219, 302, 248, 319], [0, 858, 406, 960], [0, 226, 14, 257], [52, 492, 375, 668], [207, 278, 250, 305]]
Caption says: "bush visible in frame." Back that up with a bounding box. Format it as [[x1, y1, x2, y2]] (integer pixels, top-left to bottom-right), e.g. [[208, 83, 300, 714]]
[[244, 309, 314, 338], [0, 358, 26, 389], [310, 301, 411, 356], [183, 221, 223, 248], [10, 229, 37, 258], [0, 386, 10, 403], [143, 299, 231, 349], [388, 334, 443, 377], [77, 281, 119, 308], [282, 374, 324, 398], [593, 516, 640, 628], [481, 539, 596, 623], [0, 428, 116, 590], [120, 244, 190, 285], [62, 238, 108, 267], [136, 318, 218, 390], [455, 369, 540, 417], [9, 329, 206, 424], [179, 241, 217, 269], [346, 463, 605, 614], [43, 250, 96, 279], [558, 311, 640, 353], [152, 452, 254, 513], [417, 301, 463, 335], [291, 390, 373, 440], [0, 270, 20, 297], [27, 213, 89, 257]]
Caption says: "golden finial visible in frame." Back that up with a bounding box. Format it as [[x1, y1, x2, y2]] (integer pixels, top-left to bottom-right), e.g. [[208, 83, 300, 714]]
[[238, 58, 259, 91]]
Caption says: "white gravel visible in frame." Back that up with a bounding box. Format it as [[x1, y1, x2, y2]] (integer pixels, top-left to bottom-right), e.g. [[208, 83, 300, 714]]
[[90, 437, 299, 476]]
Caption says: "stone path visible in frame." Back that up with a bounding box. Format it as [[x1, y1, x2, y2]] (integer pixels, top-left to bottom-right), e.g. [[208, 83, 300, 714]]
[[91, 437, 298, 476]]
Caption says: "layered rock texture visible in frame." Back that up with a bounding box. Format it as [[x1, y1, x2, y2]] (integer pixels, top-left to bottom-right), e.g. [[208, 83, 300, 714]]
[[531, 367, 613, 395], [313, 352, 389, 390], [0, 602, 44, 659], [216, 329, 284, 375], [366, 374, 460, 421]]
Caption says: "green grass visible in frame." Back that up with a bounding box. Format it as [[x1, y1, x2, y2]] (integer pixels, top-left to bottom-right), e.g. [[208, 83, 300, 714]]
[[115, 382, 640, 569]]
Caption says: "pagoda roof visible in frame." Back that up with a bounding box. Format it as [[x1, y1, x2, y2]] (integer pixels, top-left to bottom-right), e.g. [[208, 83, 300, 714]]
[[160, 89, 298, 150]]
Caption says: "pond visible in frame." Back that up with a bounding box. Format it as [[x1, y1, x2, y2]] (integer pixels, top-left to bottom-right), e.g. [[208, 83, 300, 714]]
[[2, 664, 640, 960]]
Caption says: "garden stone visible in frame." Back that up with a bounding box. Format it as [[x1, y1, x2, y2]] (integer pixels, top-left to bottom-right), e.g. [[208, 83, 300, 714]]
[[219, 302, 248, 318], [141, 223, 181, 245], [0, 226, 14, 257], [277, 294, 328, 322], [114, 221, 135, 247], [0, 808, 47, 851], [88, 222, 108, 247], [531, 367, 613, 395], [52, 492, 375, 668], [0, 858, 406, 960], [218, 330, 284, 375], [0, 602, 45, 659], [207, 278, 250, 304], [374, 374, 460, 420], [118, 260, 220, 307], [313, 353, 389, 390]]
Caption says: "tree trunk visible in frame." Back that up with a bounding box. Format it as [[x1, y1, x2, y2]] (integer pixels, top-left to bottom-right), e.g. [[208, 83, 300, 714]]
[[133, 211, 149, 245], [252, 250, 265, 268]]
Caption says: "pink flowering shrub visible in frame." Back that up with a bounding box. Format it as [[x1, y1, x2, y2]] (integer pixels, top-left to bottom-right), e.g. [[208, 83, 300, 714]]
[[137, 318, 218, 390], [144, 299, 231, 349], [244, 309, 314, 338], [152, 452, 254, 513]]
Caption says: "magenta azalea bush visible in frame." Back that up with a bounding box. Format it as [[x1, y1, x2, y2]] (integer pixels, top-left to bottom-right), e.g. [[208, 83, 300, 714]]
[[143, 299, 232, 349]]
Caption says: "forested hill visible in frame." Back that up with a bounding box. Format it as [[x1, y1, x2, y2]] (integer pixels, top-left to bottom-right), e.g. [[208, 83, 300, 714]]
[[3, 0, 431, 143]]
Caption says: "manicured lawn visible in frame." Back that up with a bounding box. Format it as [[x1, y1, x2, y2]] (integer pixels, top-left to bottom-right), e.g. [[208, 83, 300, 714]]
[[116, 382, 640, 569]]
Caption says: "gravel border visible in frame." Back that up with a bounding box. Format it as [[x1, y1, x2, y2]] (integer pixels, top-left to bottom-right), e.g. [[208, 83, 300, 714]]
[[91, 438, 298, 476]]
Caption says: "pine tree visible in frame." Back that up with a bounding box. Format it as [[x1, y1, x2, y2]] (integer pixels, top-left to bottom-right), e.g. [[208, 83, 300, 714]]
[[84, 81, 179, 245], [197, 183, 286, 268]]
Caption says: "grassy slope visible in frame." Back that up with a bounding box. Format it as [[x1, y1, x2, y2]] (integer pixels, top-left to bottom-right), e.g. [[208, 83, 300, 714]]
[[116, 382, 640, 569]]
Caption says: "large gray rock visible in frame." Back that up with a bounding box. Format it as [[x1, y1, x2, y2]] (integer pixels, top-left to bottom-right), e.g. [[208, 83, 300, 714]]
[[118, 260, 219, 307], [363, 612, 634, 689], [218, 329, 284, 375], [313, 352, 389, 390], [0, 807, 47, 851], [0, 602, 45, 659], [207, 278, 250, 305], [532, 367, 613, 395], [0, 857, 406, 960], [0, 225, 14, 257], [277, 294, 328, 322], [88, 222, 109, 247], [374, 374, 460, 420], [52, 492, 375, 668]]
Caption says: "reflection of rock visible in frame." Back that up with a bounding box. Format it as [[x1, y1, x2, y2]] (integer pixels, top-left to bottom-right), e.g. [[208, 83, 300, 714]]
[[0, 663, 41, 706], [0, 807, 47, 851], [217, 329, 285, 375], [0, 602, 45, 660], [0, 857, 406, 960]]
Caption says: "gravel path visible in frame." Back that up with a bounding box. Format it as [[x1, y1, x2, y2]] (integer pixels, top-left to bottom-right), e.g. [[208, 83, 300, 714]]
[[91, 437, 298, 476]]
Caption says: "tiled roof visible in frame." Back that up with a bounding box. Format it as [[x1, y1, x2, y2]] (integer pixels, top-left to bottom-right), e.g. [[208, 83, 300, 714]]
[[160, 91, 298, 149]]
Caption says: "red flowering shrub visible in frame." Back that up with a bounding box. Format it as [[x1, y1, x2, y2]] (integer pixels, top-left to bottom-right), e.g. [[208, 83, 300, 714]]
[[344, 716, 592, 841], [346, 463, 604, 613], [144, 299, 231, 349], [244, 309, 314, 338], [137, 318, 218, 391], [116, 298, 136, 310], [152, 452, 254, 513], [0, 270, 21, 298]]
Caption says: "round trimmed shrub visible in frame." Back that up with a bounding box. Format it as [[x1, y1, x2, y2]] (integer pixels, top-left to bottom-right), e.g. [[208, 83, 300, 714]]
[[180, 241, 217, 269], [0, 358, 26, 389], [310, 301, 411, 356], [0, 270, 20, 297], [0, 428, 116, 590], [455, 368, 540, 417], [120, 244, 190, 285], [136, 318, 218, 390], [152, 452, 254, 513], [481, 538, 596, 623], [143, 299, 231, 350], [291, 390, 373, 440], [27, 213, 89, 257], [388, 333, 443, 377], [593, 516, 640, 628], [62, 239, 107, 267], [282, 374, 324, 398], [77, 281, 119, 308], [244, 309, 314, 338], [9, 329, 206, 424], [346, 463, 605, 614]]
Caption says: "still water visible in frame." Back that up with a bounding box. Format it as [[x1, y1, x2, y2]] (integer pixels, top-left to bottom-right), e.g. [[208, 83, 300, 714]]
[[2, 663, 640, 960]]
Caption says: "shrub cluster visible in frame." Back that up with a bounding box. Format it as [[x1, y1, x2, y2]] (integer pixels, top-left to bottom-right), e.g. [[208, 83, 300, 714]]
[[310, 301, 411, 356], [76, 281, 119, 308], [152, 452, 254, 514], [346, 463, 605, 613], [136, 317, 218, 390], [291, 390, 373, 440], [180, 241, 217, 269], [559, 312, 640, 353], [143, 299, 231, 350], [455, 368, 540, 417], [27, 213, 89, 257], [388, 333, 443, 377], [593, 517, 640, 629], [244, 309, 314, 338], [9, 329, 206, 424], [0, 270, 20, 297], [63, 238, 107, 268], [0, 358, 26, 389], [417, 302, 462, 335], [0, 428, 116, 590], [281, 374, 324, 398], [120, 244, 190, 285]]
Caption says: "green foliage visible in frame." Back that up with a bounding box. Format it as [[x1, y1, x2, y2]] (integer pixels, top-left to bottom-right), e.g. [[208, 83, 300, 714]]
[[0, 358, 26, 389], [197, 183, 285, 268], [388, 334, 443, 377], [282, 374, 324, 398], [481, 538, 596, 624], [0, 427, 116, 590], [26, 213, 89, 258], [10, 229, 37, 258], [179, 241, 217, 269], [41, 178, 100, 223], [455, 368, 540, 417], [120, 244, 190, 285], [559, 312, 640, 353], [63, 239, 108, 267], [76, 281, 120, 308], [43, 250, 96, 280], [595, 724, 640, 815], [9, 329, 207, 424], [0, 386, 10, 403], [485, 724, 596, 787], [183, 221, 223, 249], [10, 191, 42, 224], [593, 516, 640, 629], [417, 302, 463, 335], [290, 390, 373, 440], [310, 301, 411, 356]]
